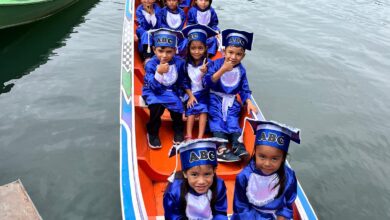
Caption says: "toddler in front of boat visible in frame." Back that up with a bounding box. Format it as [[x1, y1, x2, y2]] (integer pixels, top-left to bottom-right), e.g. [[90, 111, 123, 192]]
[[142, 29, 187, 148], [231, 118, 300, 220], [164, 138, 228, 219], [203, 29, 258, 163], [181, 24, 218, 141], [159, 0, 187, 57], [136, 0, 161, 61], [187, 0, 220, 57]]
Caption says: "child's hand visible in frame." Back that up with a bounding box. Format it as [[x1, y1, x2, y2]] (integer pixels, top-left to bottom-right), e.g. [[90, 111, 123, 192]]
[[134, 33, 138, 42], [199, 58, 208, 74], [221, 60, 234, 73], [246, 100, 258, 114], [157, 62, 169, 74], [145, 5, 154, 14], [187, 95, 198, 109]]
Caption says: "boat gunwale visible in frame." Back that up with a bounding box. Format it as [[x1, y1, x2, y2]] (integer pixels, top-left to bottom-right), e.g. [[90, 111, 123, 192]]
[[0, 0, 57, 6]]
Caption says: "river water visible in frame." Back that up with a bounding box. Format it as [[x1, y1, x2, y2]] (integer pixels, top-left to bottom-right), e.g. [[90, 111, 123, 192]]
[[1, 0, 389, 219]]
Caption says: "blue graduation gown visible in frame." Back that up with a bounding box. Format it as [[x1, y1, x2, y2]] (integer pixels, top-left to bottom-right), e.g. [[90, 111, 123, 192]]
[[231, 160, 297, 220], [183, 59, 213, 116], [163, 177, 228, 220], [158, 7, 188, 57], [203, 58, 252, 134], [187, 5, 219, 55], [179, 0, 191, 9], [142, 56, 188, 113], [136, 3, 161, 53]]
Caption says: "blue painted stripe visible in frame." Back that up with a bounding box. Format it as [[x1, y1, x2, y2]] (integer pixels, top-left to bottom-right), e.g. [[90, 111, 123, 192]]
[[297, 184, 317, 219], [125, 0, 132, 20], [121, 124, 136, 219]]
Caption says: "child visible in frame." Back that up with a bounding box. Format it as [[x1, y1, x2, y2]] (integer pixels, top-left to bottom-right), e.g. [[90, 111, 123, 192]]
[[187, 0, 220, 57], [142, 28, 187, 148], [136, 0, 161, 60], [232, 118, 300, 220], [203, 29, 258, 162], [159, 0, 188, 57], [164, 138, 228, 219], [182, 24, 218, 140]]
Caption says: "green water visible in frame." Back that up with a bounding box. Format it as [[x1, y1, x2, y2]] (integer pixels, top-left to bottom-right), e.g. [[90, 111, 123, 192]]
[[1, 0, 390, 219]]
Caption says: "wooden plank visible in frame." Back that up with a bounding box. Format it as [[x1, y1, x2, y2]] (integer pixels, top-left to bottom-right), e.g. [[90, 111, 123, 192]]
[[0, 179, 42, 220]]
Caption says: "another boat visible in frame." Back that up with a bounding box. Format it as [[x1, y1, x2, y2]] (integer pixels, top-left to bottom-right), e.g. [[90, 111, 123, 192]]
[[119, 0, 318, 219], [0, 0, 79, 30]]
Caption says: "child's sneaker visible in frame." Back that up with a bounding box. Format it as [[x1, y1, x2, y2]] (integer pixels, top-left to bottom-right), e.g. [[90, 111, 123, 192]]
[[173, 132, 184, 145], [216, 146, 241, 162], [147, 133, 162, 149], [233, 144, 249, 159]]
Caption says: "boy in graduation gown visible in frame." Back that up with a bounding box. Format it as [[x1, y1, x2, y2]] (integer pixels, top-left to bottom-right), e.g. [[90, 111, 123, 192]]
[[203, 29, 258, 162], [142, 28, 187, 148]]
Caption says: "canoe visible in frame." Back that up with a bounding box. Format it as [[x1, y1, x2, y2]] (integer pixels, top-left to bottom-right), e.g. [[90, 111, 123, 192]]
[[0, 0, 79, 30], [119, 0, 319, 219]]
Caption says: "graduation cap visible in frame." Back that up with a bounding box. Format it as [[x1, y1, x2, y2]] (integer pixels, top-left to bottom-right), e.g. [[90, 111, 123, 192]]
[[167, 137, 227, 182], [147, 28, 184, 53], [182, 24, 218, 45], [245, 117, 300, 152], [222, 29, 254, 51]]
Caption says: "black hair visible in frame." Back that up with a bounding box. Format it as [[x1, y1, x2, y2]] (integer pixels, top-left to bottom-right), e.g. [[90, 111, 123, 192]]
[[186, 40, 208, 65], [164, 165, 218, 215], [195, 0, 212, 6], [250, 147, 287, 198]]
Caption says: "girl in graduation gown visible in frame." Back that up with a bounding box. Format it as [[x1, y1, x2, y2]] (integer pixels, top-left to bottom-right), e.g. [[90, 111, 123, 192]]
[[187, 0, 219, 56], [181, 24, 218, 140], [159, 0, 188, 57], [164, 138, 228, 220], [232, 118, 300, 220]]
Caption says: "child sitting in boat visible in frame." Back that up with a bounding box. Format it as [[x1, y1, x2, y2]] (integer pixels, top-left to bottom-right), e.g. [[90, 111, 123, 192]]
[[136, 0, 161, 61], [164, 138, 228, 219], [159, 0, 188, 57], [203, 29, 258, 162], [232, 119, 300, 220], [182, 24, 218, 140], [142, 28, 187, 148], [187, 0, 220, 57]]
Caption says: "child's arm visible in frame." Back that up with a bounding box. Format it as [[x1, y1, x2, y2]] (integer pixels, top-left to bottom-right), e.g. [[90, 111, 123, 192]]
[[136, 7, 147, 29], [213, 179, 228, 220], [239, 72, 258, 114], [275, 170, 298, 219], [209, 8, 220, 32], [185, 89, 197, 109], [158, 8, 169, 29], [232, 173, 253, 215], [163, 192, 187, 220], [186, 7, 197, 25]]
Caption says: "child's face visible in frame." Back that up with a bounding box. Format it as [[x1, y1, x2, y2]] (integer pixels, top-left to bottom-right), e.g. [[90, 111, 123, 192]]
[[254, 145, 284, 175], [166, 0, 178, 10], [189, 41, 206, 62], [141, 0, 155, 7], [195, 0, 210, 10], [153, 47, 175, 63], [184, 165, 215, 194], [224, 46, 245, 66]]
